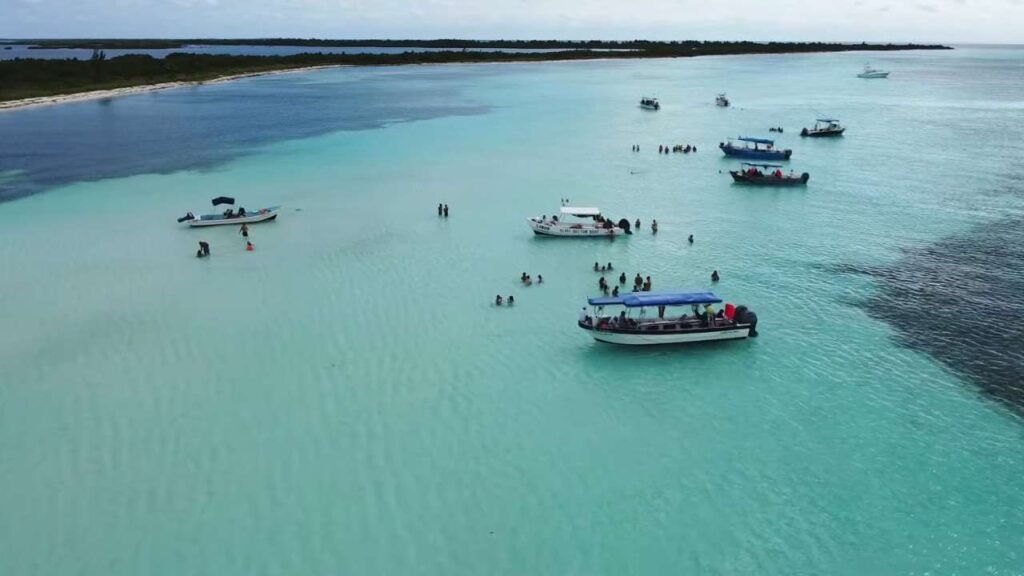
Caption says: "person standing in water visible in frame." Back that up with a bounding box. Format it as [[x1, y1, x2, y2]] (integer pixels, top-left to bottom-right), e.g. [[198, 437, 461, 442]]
[[651, 220, 658, 234], [438, 203, 443, 216], [635, 218, 641, 231], [443, 204, 449, 218], [688, 234, 694, 244], [711, 270, 720, 282], [239, 223, 249, 238]]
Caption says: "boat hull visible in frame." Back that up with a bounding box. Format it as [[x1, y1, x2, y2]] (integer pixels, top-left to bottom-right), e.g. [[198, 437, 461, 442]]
[[801, 128, 845, 137], [639, 104, 660, 110], [719, 144, 792, 161], [528, 218, 622, 237], [188, 209, 279, 227], [857, 72, 889, 78], [730, 172, 808, 186], [579, 321, 751, 345]]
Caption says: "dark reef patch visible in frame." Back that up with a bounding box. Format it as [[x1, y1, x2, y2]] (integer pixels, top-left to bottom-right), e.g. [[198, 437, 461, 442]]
[[0, 67, 490, 202], [835, 219, 1024, 414]]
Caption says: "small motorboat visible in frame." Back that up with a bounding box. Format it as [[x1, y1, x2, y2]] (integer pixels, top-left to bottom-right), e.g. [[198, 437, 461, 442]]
[[801, 118, 845, 137], [527, 206, 631, 237], [715, 93, 730, 107], [639, 96, 660, 110], [729, 163, 809, 186], [719, 137, 792, 161], [178, 196, 280, 227], [578, 291, 758, 345], [857, 64, 890, 79]]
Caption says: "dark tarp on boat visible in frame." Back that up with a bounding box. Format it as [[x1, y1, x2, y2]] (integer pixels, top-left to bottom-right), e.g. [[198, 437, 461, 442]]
[[211, 196, 235, 206]]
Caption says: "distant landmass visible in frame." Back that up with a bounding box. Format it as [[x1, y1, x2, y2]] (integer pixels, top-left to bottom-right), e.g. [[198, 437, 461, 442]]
[[0, 39, 951, 104]]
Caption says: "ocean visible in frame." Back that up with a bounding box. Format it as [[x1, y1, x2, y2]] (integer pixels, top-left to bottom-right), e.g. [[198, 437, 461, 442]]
[[1, 47, 1023, 574]]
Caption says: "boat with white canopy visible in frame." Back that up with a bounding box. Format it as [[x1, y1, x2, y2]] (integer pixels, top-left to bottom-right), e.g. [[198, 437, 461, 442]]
[[801, 118, 845, 137], [527, 206, 632, 237], [178, 196, 280, 228], [639, 96, 660, 110], [857, 64, 889, 79], [578, 291, 758, 345]]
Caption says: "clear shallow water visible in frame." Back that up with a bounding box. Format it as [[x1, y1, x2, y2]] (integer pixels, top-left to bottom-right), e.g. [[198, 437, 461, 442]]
[[1, 49, 1024, 574]]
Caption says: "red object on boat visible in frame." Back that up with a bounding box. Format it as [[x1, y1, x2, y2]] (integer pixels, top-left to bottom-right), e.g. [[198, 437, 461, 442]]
[[725, 303, 736, 320]]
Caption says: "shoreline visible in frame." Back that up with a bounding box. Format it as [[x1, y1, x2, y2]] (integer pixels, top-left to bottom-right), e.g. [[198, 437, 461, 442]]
[[0, 64, 349, 112], [0, 45, 945, 112]]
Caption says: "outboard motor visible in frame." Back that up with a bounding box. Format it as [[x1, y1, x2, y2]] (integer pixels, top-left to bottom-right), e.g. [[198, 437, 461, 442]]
[[734, 305, 759, 337], [801, 172, 810, 183], [176, 212, 195, 223], [616, 218, 632, 235], [800, 127, 809, 136]]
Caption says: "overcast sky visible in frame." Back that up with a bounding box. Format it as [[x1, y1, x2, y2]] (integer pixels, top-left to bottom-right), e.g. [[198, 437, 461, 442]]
[[5, 0, 1023, 43]]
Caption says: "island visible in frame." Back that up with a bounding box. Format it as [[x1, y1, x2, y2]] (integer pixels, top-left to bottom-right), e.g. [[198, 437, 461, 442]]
[[0, 39, 951, 105]]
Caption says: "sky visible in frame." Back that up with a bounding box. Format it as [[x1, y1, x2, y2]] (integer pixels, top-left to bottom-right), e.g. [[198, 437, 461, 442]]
[[3, 0, 1023, 43]]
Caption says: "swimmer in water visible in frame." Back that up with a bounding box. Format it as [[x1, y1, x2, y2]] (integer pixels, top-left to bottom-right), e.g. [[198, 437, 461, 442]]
[[688, 234, 694, 244], [619, 272, 626, 284], [507, 295, 514, 306], [496, 295, 503, 306], [711, 270, 720, 282]]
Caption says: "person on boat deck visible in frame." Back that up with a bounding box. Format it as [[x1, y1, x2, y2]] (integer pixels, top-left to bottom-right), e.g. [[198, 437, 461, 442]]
[[612, 285, 620, 297], [619, 272, 626, 284], [238, 207, 246, 217], [775, 169, 783, 178], [704, 303, 716, 324], [496, 295, 503, 306], [239, 223, 249, 238], [507, 295, 514, 306], [711, 270, 720, 282], [579, 307, 589, 324]]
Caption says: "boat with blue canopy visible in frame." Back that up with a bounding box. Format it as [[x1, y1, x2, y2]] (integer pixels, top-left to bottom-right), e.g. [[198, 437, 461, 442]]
[[718, 137, 792, 160], [801, 118, 845, 137], [178, 196, 281, 227], [578, 290, 758, 345], [729, 163, 809, 186]]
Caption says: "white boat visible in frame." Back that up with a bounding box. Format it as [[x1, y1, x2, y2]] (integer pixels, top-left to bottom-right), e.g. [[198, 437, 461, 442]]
[[857, 64, 890, 79], [639, 96, 660, 110], [578, 291, 758, 345], [178, 196, 280, 227], [528, 206, 630, 237], [716, 93, 730, 107]]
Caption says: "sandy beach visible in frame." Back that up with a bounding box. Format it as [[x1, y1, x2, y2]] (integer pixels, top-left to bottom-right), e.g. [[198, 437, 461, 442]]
[[0, 64, 348, 112]]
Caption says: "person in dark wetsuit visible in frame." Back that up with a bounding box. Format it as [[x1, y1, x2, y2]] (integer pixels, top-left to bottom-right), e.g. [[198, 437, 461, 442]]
[[619, 272, 626, 284], [711, 270, 720, 282], [438, 203, 443, 216], [496, 295, 503, 306], [239, 223, 249, 238], [443, 204, 449, 218]]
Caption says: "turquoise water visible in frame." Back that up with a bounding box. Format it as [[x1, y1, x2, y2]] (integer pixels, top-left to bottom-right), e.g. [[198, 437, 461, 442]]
[[2, 49, 1024, 574]]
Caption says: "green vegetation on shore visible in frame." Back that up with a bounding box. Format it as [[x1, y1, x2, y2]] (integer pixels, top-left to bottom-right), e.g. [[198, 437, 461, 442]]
[[1, 41, 951, 103], [10, 38, 952, 51]]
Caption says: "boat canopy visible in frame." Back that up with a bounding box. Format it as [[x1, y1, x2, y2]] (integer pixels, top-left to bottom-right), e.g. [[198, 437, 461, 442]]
[[741, 162, 783, 169], [816, 118, 839, 123], [588, 291, 723, 307], [211, 196, 235, 206], [560, 206, 601, 217], [738, 136, 774, 145]]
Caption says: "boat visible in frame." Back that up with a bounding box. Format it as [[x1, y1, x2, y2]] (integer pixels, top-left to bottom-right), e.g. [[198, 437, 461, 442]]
[[801, 118, 845, 137], [729, 163, 809, 186], [718, 137, 792, 161], [178, 196, 280, 228], [527, 206, 632, 237], [639, 96, 660, 110], [857, 64, 889, 79], [578, 291, 758, 345], [715, 93, 730, 107]]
